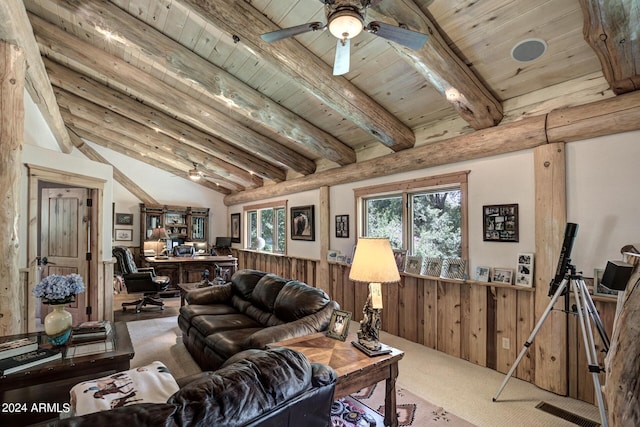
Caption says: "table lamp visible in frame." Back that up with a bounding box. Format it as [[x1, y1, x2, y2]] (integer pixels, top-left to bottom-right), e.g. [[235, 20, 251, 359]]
[[150, 227, 170, 256], [349, 237, 400, 356]]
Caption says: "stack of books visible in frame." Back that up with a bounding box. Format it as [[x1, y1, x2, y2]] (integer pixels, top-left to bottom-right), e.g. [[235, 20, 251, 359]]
[[0, 338, 61, 375], [71, 320, 112, 343]]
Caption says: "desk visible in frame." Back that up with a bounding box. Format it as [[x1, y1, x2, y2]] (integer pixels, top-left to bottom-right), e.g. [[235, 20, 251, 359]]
[[268, 332, 404, 427], [144, 255, 237, 288], [0, 322, 134, 425]]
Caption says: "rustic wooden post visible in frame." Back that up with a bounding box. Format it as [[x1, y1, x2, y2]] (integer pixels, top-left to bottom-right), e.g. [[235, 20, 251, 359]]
[[0, 40, 26, 335], [317, 186, 330, 294], [533, 143, 568, 394]]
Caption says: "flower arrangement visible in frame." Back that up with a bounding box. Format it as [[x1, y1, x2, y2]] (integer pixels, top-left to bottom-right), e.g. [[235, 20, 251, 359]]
[[32, 273, 86, 304]]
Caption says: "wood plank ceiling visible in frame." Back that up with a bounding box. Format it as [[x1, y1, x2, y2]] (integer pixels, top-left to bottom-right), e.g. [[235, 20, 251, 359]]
[[14, 0, 640, 198]]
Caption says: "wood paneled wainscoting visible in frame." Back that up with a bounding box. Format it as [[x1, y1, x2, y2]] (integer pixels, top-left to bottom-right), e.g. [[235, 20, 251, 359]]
[[233, 252, 616, 404]]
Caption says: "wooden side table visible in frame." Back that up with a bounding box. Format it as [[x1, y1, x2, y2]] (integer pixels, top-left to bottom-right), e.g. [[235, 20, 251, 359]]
[[268, 332, 404, 427]]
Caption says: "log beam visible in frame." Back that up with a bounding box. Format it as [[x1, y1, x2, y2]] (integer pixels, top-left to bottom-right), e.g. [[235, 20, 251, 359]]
[[225, 89, 640, 205], [0, 41, 25, 335], [28, 0, 356, 166], [579, 0, 640, 94], [369, 0, 503, 129], [29, 13, 317, 175], [67, 130, 159, 206], [0, 0, 71, 153], [177, 0, 415, 152]]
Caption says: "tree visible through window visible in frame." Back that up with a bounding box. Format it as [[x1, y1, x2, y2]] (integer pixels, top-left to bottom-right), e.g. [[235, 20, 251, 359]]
[[410, 189, 461, 258]]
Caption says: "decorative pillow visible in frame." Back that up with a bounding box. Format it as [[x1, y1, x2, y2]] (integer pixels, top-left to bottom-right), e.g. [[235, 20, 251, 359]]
[[69, 361, 179, 416]]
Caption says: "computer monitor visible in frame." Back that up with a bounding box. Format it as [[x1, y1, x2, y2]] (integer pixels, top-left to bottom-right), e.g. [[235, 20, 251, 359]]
[[215, 237, 232, 248]]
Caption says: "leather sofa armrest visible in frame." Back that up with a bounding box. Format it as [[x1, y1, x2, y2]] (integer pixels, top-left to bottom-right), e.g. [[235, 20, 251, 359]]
[[311, 362, 337, 387], [184, 283, 233, 305], [247, 301, 339, 348]]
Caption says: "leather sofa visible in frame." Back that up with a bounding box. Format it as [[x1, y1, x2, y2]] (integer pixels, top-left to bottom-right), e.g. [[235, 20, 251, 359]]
[[178, 269, 339, 370], [54, 348, 337, 427]]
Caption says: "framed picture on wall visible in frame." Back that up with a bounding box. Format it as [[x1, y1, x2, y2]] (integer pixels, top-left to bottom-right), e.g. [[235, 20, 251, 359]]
[[115, 229, 133, 241], [291, 205, 315, 241], [483, 204, 519, 242], [115, 213, 133, 225], [230, 213, 241, 243], [335, 215, 349, 238]]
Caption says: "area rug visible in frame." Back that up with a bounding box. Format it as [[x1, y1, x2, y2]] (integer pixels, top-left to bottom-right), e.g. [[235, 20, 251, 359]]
[[332, 382, 476, 427], [114, 295, 181, 323]]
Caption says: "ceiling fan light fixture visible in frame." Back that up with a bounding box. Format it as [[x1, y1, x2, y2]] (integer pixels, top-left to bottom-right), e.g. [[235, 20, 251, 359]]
[[328, 10, 364, 40], [189, 168, 201, 180]]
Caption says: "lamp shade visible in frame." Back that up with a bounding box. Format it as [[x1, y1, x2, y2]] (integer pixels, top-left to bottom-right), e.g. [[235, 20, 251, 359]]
[[349, 237, 400, 284], [150, 227, 170, 240]]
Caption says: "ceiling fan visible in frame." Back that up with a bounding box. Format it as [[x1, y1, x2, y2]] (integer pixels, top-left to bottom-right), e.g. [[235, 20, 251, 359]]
[[188, 163, 204, 181], [260, 0, 429, 76]]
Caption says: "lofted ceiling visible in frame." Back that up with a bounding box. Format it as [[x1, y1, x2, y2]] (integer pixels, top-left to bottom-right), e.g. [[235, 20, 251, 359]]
[[8, 0, 639, 199]]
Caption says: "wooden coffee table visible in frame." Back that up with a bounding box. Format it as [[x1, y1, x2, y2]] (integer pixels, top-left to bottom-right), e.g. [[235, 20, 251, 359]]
[[268, 332, 404, 427], [0, 321, 134, 425]]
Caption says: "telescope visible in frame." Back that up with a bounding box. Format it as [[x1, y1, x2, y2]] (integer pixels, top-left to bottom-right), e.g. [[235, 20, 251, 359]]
[[548, 222, 578, 297]]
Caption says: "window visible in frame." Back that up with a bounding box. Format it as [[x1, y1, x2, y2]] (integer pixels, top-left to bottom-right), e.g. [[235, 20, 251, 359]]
[[356, 171, 468, 260], [245, 201, 286, 253]]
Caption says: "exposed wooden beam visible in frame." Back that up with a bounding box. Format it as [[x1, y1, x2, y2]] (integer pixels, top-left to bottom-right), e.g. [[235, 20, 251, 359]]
[[0, 0, 72, 153], [177, 0, 415, 152], [369, 0, 503, 129], [29, 13, 317, 175], [224, 90, 640, 205], [579, 0, 640, 94], [55, 87, 259, 190], [67, 129, 159, 206], [61, 110, 239, 193], [28, 0, 356, 166], [43, 59, 283, 183]]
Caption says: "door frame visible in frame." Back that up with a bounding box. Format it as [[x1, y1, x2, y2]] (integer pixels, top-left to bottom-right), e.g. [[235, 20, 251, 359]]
[[26, 164, 106, 332]]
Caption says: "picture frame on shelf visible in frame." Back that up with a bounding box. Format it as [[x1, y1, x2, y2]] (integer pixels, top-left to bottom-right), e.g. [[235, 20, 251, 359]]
[[115, 229, 133, 241], [492, 268, 514, 284], [441, 258, 466, 279], [515, 253, 535, 287], [404, 256, 423, 275], [392, 249, 407, 272], [327, 250, 340, 262], [475, 266, 491, 282], [423, 258, 443, 277], [230, 213, 241, 243], [335, 215, 349, 238], [482, 204, 519, 242], [291, 205, 315, 241], [326, 309, 352, 341], [593, 268, 618, 297], [115, 213, 133, 225]]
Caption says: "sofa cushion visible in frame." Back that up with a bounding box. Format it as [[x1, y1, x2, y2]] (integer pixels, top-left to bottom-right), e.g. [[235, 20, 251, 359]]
[[191, 313, 262, 337], [169, 348, 312, 427], [251, 274, 288, 312], [205, 328, 265, 360], [179, 303, 238, 323], [274, 281, 330, 322], [231, 269, 267, 300]]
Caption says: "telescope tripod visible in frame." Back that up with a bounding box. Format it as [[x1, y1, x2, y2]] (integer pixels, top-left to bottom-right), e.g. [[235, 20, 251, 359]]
[[492, 266, 610, 427]]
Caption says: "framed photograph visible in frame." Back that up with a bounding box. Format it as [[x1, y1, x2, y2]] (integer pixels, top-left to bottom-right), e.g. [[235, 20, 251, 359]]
[[335, 214, 349, 238], [393, 249, 407, 272], [230, 213, 241, 243], [441, 258, 466, 279], [115, 229, 133, 241], [115, 213, 133, 225], [475, 266, 491, 282], [593, 268, 618, 297], [327, 249, 340, 262], [492, 268, 514, 284], [326, 309, 352, 341], [515, 253, 535, 287], [483, 204, 519, 242], [291, 205, 315, 241], [423, 258, 443, 277], [405, 256, 423, 275]]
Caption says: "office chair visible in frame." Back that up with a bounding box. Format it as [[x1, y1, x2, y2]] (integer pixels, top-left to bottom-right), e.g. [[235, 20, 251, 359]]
[[112, 246, 170, 313]]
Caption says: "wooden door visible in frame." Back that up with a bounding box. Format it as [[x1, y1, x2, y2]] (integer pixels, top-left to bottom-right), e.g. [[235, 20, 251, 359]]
[[40, 187, 89, 324]]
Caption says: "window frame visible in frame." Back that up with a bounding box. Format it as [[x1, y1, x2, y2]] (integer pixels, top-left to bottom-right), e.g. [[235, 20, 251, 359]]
[[354, 171, 469, 262], [243, 200, 288, 254]]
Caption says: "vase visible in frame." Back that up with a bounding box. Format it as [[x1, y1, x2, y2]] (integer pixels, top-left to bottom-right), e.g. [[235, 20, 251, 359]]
[[44, 304, 73, 346]]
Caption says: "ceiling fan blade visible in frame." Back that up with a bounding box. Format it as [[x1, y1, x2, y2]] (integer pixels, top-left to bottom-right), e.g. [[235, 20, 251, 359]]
[[260, 22, 325, 43], [366, 21, 429, 50], [333, 38, 351, 76]]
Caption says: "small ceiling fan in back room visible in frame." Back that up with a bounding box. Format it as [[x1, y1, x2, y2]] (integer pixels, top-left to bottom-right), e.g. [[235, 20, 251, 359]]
[[260, 0, 429, 76]]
